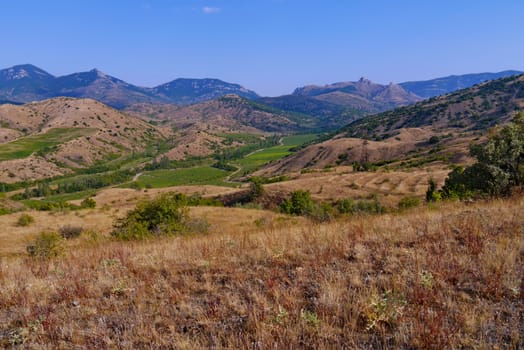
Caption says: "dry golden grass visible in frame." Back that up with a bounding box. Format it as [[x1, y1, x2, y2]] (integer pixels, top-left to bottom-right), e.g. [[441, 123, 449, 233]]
[[0, 196, 522, 348], [0, 204, 288, 257]]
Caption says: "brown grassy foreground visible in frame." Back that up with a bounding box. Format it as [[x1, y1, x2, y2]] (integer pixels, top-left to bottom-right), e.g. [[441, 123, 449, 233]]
[[0, 197, 523, 348]]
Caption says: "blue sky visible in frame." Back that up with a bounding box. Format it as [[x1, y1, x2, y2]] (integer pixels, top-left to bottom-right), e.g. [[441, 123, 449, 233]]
[[1, 0, 523, 96]]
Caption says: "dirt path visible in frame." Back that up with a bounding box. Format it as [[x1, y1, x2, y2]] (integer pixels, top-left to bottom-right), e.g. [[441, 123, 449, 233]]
[[132, 172, 143, 181]]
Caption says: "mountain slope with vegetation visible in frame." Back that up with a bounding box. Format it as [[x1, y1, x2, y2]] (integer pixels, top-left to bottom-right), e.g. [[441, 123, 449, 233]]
[[400, 70, 523, 98], [127, 94, 318, 133], [344, 74, 524, 139], [256, 74, 524, 176]]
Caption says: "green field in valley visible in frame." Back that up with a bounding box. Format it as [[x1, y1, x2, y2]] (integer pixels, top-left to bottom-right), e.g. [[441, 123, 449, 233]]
[[0, 128, 96, 161], [234, 134, 319, 175]]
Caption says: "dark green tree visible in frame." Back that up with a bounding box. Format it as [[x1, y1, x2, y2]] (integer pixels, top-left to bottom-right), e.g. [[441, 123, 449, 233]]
[[442, 112, 524, 198]]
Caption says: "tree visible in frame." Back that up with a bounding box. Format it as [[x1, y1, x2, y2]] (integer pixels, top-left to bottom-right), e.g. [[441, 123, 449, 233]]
[[280, 190, 315, 216], [112, 192, 189, 240], [249, 177, 264, 201], [441, 112, 524, 198]]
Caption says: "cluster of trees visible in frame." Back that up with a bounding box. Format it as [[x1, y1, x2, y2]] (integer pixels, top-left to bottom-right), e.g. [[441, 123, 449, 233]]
[[14, 171, 132, 200]]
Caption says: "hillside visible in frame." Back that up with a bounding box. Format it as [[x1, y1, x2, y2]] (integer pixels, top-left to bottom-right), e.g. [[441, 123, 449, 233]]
[[256, 74, 524, 176], [257, 95, 365, 130], [292, 77, 422, 113], [0, 65, 260, 108], [344, 74, 524, 139], [126, 94, 317, 133], [400, 70, 523, 98], [0, 97, 165, 182]]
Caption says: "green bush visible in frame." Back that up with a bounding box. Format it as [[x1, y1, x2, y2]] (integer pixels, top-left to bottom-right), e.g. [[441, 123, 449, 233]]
[[309, 202, 334, 222], [111, 192, 189, 240], [17, 213, 35, 227], [80, 197, 96, 209], [280, 190, 315, 216], [337, 196, 384, 215], [337, 198, 356, 214], [398, 196, 421, 210], [26, 231, 64, 259], [280, 190, 333, 222]]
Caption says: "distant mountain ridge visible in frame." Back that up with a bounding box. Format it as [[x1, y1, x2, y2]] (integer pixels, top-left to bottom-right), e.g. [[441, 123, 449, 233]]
[[292, 77, 422, 113], [0, 64, 259, 108], [399, 70, 523, 98]]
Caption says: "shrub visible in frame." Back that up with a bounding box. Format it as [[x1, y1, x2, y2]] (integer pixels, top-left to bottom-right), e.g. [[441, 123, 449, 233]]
[[59, 225, 84, 239], [112, 192, 189, 240], [17, 213, 35, 227], [80, 197, 96, 209], [398, 196, 421, 210], [309, 202, 334, 222], [428, 135, 440, 144], [249, 177, 264, 201], [280, 190, 315, 216], [280, 190, 333, 222], [26, 231, 64, 259], [354, 198, 384, 214], [337, 198, 355, 214]]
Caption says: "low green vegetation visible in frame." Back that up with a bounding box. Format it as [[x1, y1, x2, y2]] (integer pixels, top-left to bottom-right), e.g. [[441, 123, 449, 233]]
[[336, 196, 385, 215], [111, 192, 212, 240], [16, 213, 35, 227], [0, 128, 96, 161], [279, 190, 334, 222], [22, 196, 97, 211]]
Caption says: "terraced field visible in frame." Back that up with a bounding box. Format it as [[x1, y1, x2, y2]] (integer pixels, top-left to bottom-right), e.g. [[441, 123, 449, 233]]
[[265, 166, 450, 206]]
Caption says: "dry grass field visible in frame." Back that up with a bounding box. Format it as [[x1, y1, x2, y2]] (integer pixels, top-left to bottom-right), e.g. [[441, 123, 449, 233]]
[[0, 194, 522, 348]]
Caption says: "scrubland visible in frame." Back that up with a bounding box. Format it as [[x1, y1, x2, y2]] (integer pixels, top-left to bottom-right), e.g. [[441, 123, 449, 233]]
[[0, 196, 522, 348]]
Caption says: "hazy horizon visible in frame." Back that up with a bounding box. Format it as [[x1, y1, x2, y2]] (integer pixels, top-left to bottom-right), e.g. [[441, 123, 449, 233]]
[[1, 0, 523, 96]]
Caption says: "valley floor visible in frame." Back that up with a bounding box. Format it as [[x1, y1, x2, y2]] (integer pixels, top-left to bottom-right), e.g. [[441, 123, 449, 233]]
[[0, 196, 522, 348]]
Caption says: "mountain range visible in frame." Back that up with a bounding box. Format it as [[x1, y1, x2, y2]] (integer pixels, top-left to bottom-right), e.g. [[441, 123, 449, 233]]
[[0, 64, 522, 133], [0, 64, 259, 108]]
